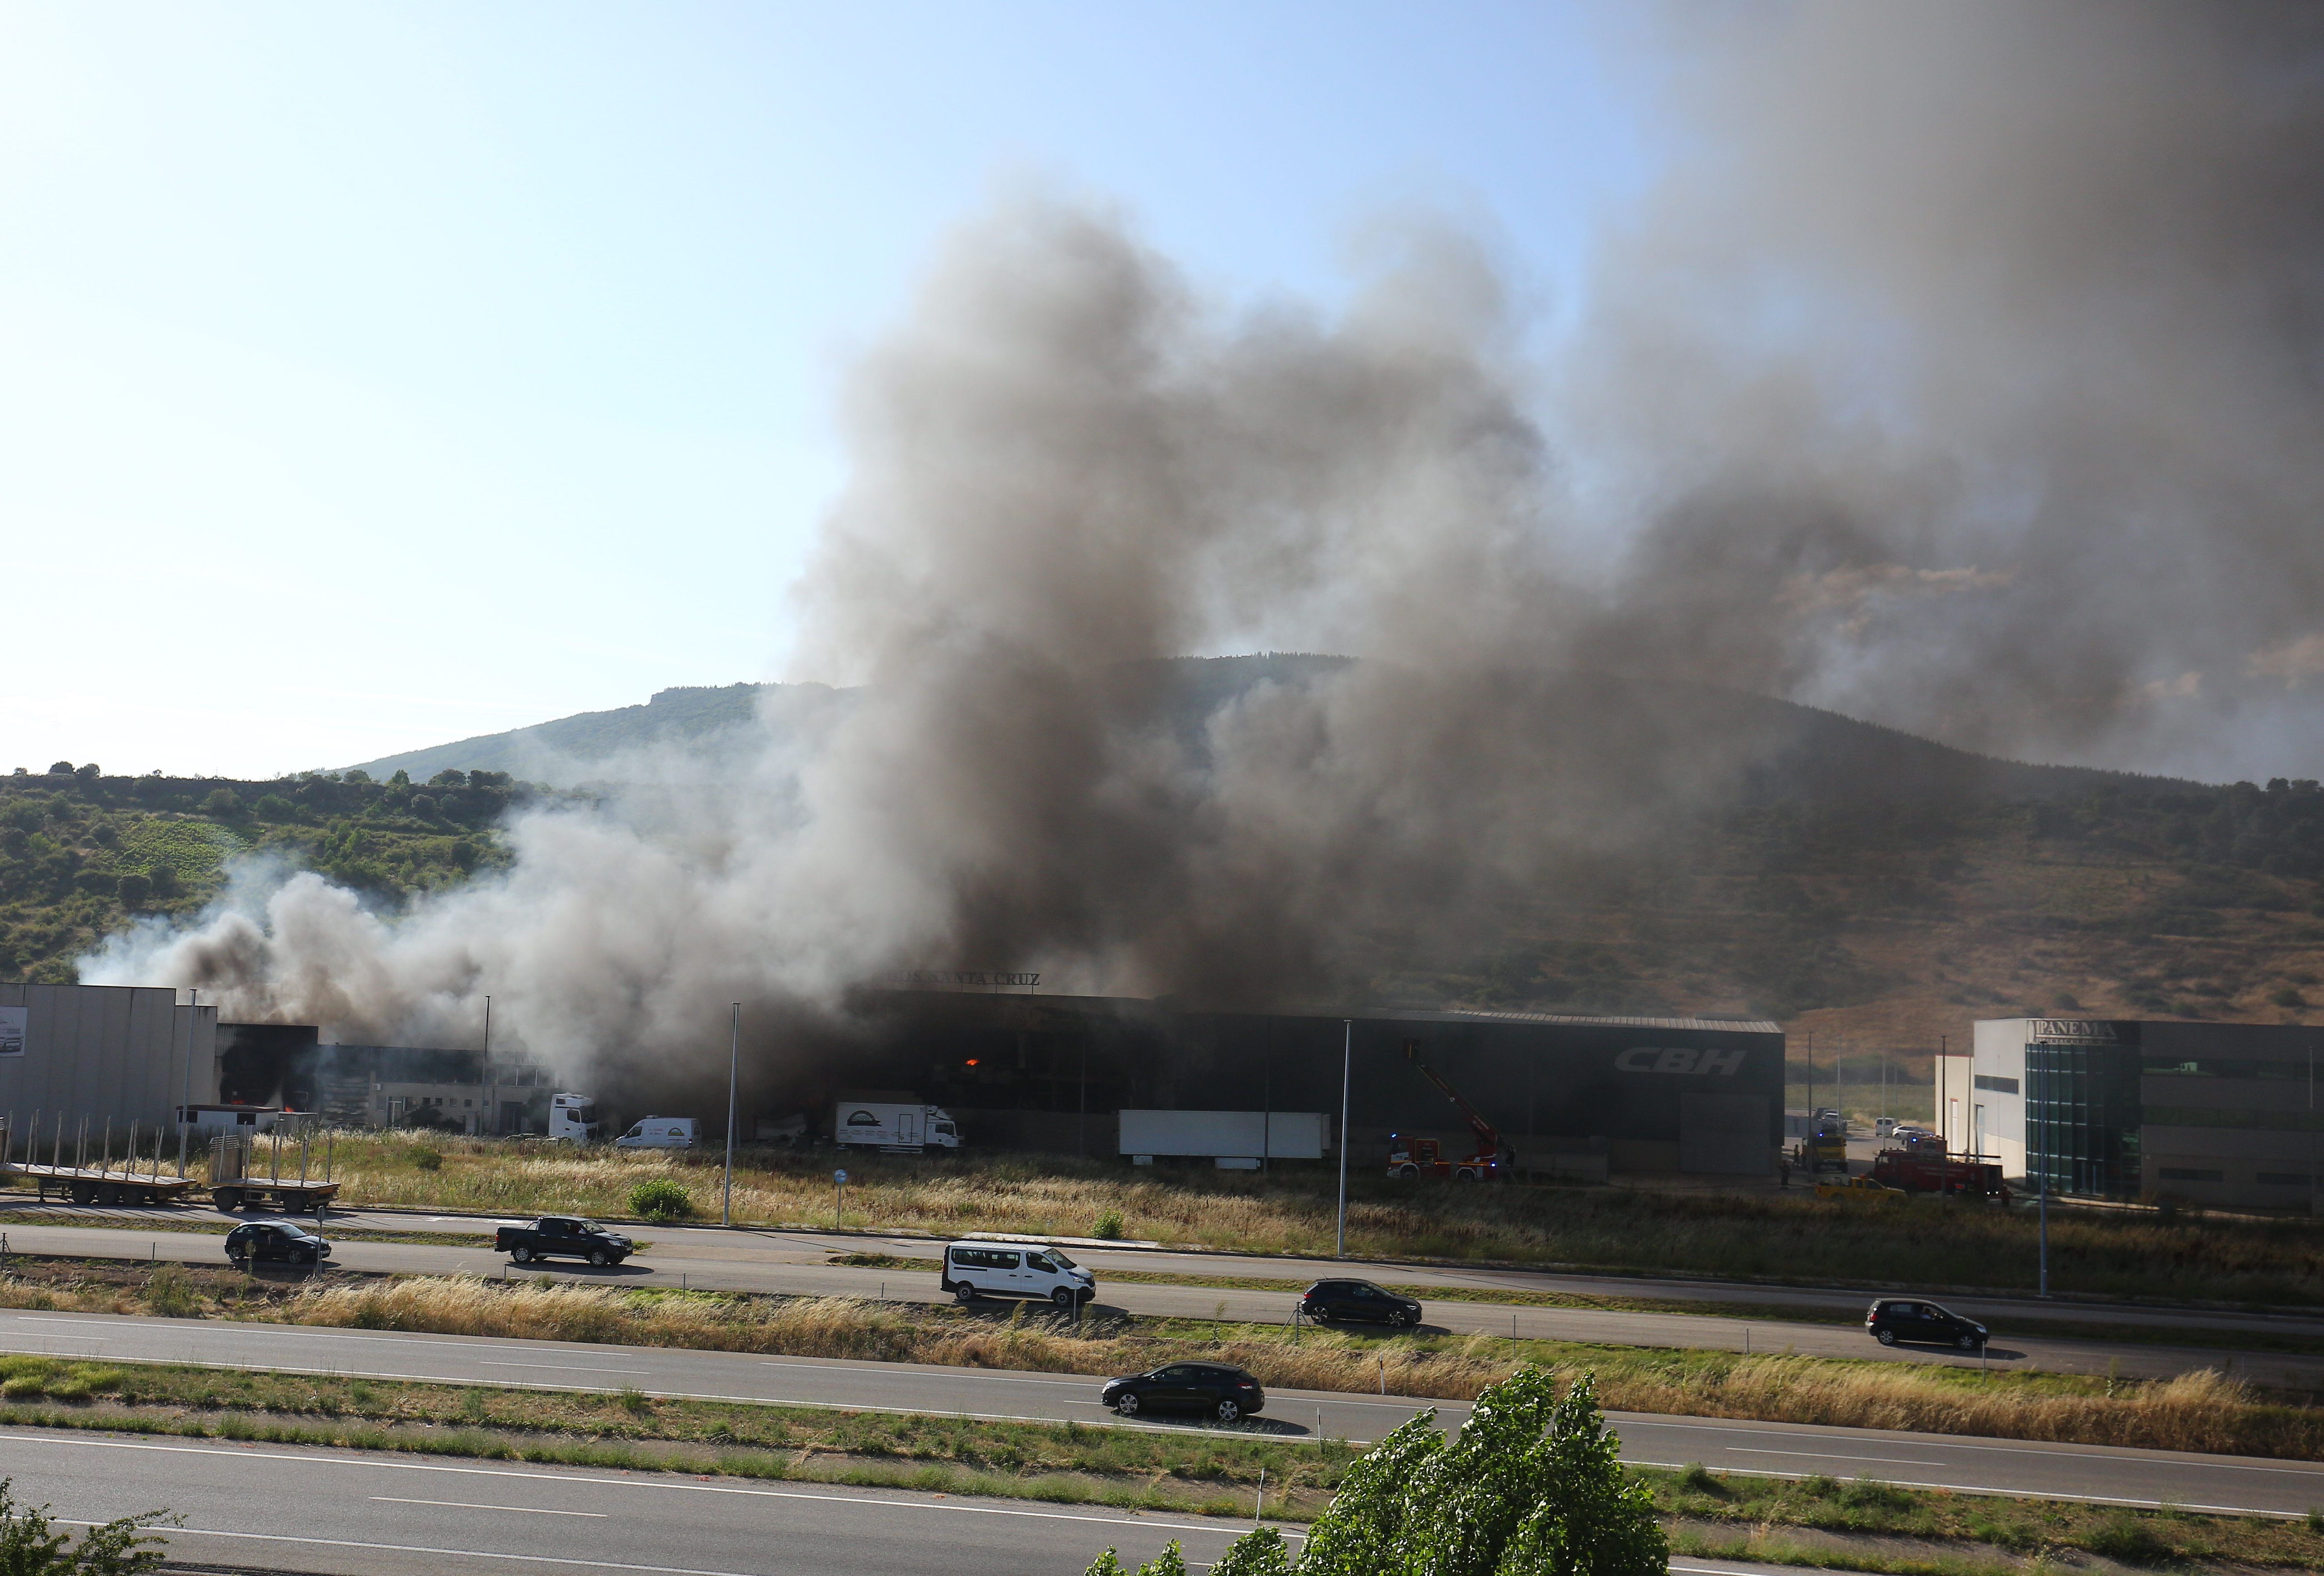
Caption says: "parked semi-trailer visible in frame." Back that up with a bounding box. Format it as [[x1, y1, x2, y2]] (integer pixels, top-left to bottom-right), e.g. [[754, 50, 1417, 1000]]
[[1118, 1109, 1329, 1169], [832, 1100, 961, 1154]]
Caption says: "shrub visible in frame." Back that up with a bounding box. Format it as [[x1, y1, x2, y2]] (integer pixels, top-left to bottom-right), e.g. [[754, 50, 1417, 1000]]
[[200, 788, 239, 816], [2084, 1513, 2175, 1566], [113, 873, 150, 907], [410, 1146, 444, 1171], [252, 794, 296, 822], [144, 1265, 200, 1319], [45, 763, 71, 778], [1093, 1209, 1125, 1241], [629, 1178, 695, 1221], [0, 1476, 170, 1573]]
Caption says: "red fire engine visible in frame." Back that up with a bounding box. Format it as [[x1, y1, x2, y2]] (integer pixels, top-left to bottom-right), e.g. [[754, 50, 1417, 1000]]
[[1870, 1129, 2012, 1203], [1387, 1039, 1515, 1182]]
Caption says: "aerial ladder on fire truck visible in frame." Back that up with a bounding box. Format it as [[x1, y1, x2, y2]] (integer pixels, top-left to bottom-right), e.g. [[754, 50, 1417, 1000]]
[[1387, 1038, 1516, 1181]]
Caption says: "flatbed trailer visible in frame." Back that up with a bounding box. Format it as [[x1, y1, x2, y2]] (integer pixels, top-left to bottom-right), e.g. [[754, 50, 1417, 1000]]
[[11, 1164, 202, 1207], [208, 1130, 340, 1214], [0, 1115, 203, 1206]]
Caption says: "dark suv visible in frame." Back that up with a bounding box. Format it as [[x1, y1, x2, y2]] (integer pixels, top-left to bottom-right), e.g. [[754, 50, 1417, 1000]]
[[1100, 1363, 1265, 1423], [1866, 1298, 1988, 1350], [1300, 1278, 1421, 1328], [225, 1220, 333, 1268]]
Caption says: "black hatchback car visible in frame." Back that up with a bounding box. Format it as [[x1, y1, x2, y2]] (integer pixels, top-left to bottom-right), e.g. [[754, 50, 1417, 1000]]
[[225, 1220, 333, 1268], [1300, 1278, 1422, 1328], [1866, 1298, 1988, 1350], [1101, 1363, 1266, 1423]]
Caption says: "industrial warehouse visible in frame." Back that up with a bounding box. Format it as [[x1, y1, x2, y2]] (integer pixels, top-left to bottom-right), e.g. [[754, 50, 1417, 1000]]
[[0, 981, 1787, 1178], [1971, 1015, 2324, 1211], [25, 978, 2324, 1206], [816, 987, 1787, 1179]]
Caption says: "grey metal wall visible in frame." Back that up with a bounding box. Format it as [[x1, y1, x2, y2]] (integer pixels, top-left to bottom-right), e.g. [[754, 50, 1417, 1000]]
[[0, 984, 219, 1152]]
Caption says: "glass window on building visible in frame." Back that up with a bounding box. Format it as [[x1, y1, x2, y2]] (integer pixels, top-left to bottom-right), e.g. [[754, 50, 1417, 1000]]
[[2026, 1041, 2144, 1200]]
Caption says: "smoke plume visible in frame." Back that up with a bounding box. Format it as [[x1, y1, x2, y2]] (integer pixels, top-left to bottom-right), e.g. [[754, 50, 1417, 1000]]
[[85, 3, 2324, 1086]]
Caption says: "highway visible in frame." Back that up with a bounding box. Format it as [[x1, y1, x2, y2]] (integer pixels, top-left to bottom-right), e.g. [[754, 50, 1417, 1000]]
[[0, 1427, 1897, 1576], [3, 1308, 2321, 1517], [0, 1205, 2317, 1389]]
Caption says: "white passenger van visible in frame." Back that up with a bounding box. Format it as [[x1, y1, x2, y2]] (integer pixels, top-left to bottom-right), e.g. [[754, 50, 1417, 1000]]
[[615, 1117, 698, 1150], [941, 1241, 1097, 1308]]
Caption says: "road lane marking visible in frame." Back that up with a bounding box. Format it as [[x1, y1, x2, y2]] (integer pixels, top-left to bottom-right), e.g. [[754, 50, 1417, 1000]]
[[143, 1526, 793, 1575], [1727, 1448, 1949, 1466], [481, 1362, 652, 1374], [375, 1497, 608, 1516]]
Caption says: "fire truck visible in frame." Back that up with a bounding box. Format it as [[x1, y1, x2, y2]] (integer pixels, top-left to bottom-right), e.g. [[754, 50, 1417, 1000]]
[[1870, 1130, 2012, 1203], [1796, 1109, 1849, 1173], [1387, 1039, 1516, 1182]]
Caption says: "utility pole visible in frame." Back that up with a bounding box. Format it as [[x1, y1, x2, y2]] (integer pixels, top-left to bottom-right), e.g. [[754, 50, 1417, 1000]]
[[722, 1003, 739, 1228], [1335, 1020, 1352, 1259]]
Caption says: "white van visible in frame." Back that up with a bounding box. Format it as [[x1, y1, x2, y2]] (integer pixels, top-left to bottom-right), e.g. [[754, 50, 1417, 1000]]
[[615, 1117, 698, 1150], [941, 1241, 1096, 1309]]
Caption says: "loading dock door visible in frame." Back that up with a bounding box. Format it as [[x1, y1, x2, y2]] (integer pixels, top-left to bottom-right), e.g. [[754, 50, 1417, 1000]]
[[1680, 1093, 1771, 1175]]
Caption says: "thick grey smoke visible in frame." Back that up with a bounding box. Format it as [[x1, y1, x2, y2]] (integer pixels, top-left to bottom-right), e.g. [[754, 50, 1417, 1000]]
[[84, 2, 2324, 1078], [1574, 1, 2324, 779]]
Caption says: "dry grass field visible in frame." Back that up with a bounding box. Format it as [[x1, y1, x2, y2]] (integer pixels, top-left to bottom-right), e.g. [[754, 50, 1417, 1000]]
[[288, 1131, 2324, 1304]]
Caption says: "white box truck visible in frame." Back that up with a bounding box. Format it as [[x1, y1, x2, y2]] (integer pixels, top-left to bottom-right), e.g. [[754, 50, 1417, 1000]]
[[614, 1116, 697, 1150], [832, 1100, 962, 1154], [1118, 1110, 1329, 1169]]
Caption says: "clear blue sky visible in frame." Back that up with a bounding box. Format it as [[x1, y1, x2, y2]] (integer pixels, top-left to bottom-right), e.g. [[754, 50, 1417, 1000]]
[[0, 3, 1646, 778]]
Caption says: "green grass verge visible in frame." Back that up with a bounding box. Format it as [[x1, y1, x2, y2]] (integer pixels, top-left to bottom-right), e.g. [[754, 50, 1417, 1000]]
[[0, 1355, 2307, 1568]]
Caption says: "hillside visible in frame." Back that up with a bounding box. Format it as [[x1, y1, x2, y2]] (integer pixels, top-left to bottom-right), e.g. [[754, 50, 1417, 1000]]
[[0, 765, 527, 982], [345, 682, 847, 784], [347, 656, 2187, 804], [12, 667, 2324, 1067]]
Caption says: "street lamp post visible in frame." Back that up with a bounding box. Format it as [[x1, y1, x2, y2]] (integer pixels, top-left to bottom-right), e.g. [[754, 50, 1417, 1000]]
[[722, 1003, 740, 1228], [1335, 1021, 1352, 1259]]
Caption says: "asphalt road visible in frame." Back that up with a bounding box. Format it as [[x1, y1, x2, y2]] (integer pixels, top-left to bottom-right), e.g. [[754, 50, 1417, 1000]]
[[4, 1308, 2321, 1517], [0, 1207, 2317, 1389], [0, 1427, 1887, 1576]]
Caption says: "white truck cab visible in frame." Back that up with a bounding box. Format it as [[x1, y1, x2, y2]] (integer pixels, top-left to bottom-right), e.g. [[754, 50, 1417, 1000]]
[[615, 1116, 698, 1150], [941, 1241, 1096, 1308], [547, 1093, 602, 1145]]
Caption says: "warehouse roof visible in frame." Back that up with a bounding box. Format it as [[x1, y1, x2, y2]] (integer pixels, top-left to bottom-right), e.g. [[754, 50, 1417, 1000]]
[[1378, 1007, 1784, 1035]]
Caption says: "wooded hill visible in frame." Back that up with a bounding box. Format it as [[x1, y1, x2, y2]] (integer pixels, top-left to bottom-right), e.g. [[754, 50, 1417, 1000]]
[[0, 765, 527, 981]]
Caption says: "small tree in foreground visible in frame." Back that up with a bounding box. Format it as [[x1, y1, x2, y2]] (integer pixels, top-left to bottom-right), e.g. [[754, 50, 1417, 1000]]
[[0, 1478, 173, 1574], [1086, 1368, 1665, 1576]]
